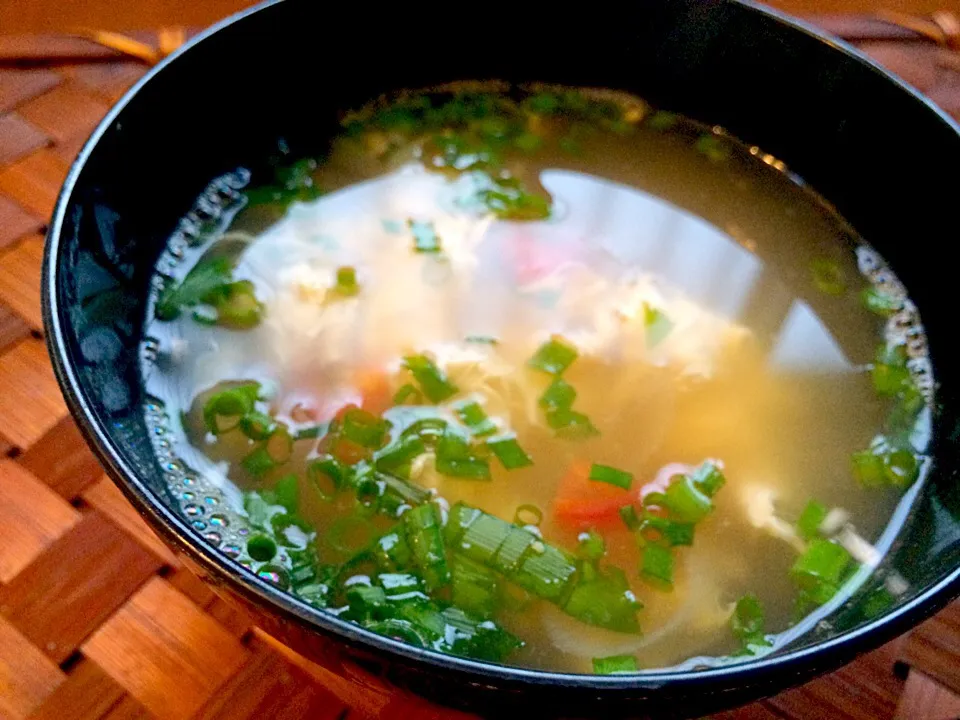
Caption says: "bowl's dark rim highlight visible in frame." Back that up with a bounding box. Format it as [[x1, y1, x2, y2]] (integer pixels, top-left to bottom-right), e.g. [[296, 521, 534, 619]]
[[42, 0, 960, 692]]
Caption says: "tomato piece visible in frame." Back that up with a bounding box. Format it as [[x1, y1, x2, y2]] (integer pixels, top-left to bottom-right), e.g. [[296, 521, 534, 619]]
[[355, 368, 392, 415], [552, 460, 635, 530], [552, 461, 696, 530]]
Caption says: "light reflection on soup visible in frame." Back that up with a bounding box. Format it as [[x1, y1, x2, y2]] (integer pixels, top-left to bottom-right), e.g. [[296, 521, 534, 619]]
[[142, 85, 931, 674]]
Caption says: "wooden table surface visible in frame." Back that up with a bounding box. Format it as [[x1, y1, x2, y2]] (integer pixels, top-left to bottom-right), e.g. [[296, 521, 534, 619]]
[[1, 8, 960, 720], [0, 0, 956, 35]]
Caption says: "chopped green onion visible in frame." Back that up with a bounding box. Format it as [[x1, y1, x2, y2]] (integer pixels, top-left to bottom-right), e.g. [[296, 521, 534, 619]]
[[547, 408, 600, 440], [513, 543, 579, 601], [487, 433, 533, 470], [811, 259, 846, 296], [493, 528, 535, 575], [265, 427, 293, 463], [876, 343, 909, 368], [514, 504, 544, 527], [247, 534, 277, 562], [373, 531, 413, 571], [211, 280, 264, 329], [640, 515, 695, 547], [239, 411, 276, 441], [791, 539, 851, 602], [367, 608, 429, 639], [340, 407, 390, 449], [528, 336, 578, 375], [454, 399, 498, 437], [619, 505, 642, 531], [479, 184, 551, 221], [564, 566, 641, 633], [640, 544, 674, 587], [294, 425, 325, 440], [241, 447, 277, 479], [797, 499, 827, 541], [690, 461, 726, 497], [446, 504, 587, 612], [352, 470, 384, 507], [409, 219, 442, 253], [403, 354, 458, 403], [443, 608, 524, 662], [861, 584, 896, 620], [643, 303, 673, 348], [872, 362, 910, 397], [243, 492, 272, 529], [273, 473, 299, 513], [392, 383, 423, 405], [444, 503, 483, 545], [452, 555, 500, 619], [376, 435, 427, 473], [539, 378, 576, 412], [654, 475, 713, 523], [346, 584, 387, 620], [271, 512, 312, 544], [401, 417, 448, 445], [731, 594, 772, 654], [334, 266, 360, 296], [458, 513, 512, 564], [203, 383, 260, 435], [592, 655, 639, 674], [155, 256, 234, 322], [851, 449, 886, 488], [861, 287, 901, 317], [887, 385, 925, 438], [288, 546, 323, 589], [884, 449, 919, 488], [589, 463, 633, 491], [378, 471, 432, 507], [435, 430, 491, 480], [403, 503, 451, 591], [695, 134, 730, 162], [577, 530, 606, 561]]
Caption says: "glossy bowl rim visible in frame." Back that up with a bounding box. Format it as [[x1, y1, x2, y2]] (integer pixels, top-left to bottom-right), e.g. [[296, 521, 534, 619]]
[[42, 0, 960, 693]]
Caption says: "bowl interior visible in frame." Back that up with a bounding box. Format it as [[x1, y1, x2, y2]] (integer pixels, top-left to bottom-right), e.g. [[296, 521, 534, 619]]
[[44, 0, 960, 696]]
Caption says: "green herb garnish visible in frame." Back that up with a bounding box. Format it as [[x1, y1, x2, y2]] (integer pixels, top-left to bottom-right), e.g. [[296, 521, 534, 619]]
[[731, 594, 772, 654], [528, 336, 579, 375], [797, 499, 827, 541], [589, 463, 634, 490], [403, 354, 458, 403], [592, 655, 639, 674], [487, 433, 533, 470]]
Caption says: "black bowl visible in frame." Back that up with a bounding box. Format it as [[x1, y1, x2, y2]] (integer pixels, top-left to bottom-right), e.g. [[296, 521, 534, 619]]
[[43, 1, 960, 717]]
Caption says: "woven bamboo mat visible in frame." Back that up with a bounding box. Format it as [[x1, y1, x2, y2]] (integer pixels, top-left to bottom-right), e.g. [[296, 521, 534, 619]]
[[1, 14, 959, 720]]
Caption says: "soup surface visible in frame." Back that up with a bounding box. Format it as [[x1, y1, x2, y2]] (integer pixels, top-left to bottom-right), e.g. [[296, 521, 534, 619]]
[[142, 85, 933, 673]]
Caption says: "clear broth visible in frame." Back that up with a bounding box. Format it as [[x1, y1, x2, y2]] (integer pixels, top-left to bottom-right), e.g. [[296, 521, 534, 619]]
[[142, 86, 930, 673]]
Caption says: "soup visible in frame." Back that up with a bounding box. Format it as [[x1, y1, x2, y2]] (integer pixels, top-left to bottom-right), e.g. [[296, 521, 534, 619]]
[[141, 85, 932, 674]]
